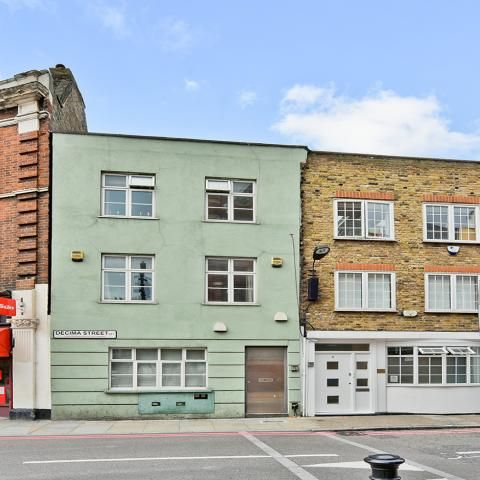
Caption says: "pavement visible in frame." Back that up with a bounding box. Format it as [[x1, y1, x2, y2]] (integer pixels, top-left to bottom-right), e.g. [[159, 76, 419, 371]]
[[1, 413, 480, 437]]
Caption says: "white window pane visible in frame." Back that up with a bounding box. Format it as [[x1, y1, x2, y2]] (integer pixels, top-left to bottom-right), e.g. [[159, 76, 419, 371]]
[[161, 350, 182, 361], [163, 363, 181, 374], [104, 286, 125, 300], [131, 191, 153, 217], [186, 350, 205, 360], [234, 259, 254, 272], [207, 258, 228, 271], [367, 273, 392, 309], [367, 203, 390, 238], [111, 362, 132, 375], [104, 271, 126, 286], [185, 375, 206, 387], [233, 181, 253, 193], [137, 375, 156, 387], [185, 363, 206, 375], [104, 256, 126, 269], [131, 257, 153, 269], [131, 286, 152, 301], [111, 375, 133, 388], [104, 174, 127, 187], [426, 205, 449, 240], [454, 206, 476, 241], [428, 275, 451, 310], [207, 194, 229, 220], [162, 375, 181, 387], [456, 276, 478, 310], [130, 175, 154, 187], [338, 273, 362, 308], [136, 349, 157, 361], [112, 349, 132, 360], [337, 201, 362, 237], [206, 179, 230, 191], [104, 189, 126, 217], [137, 363, 156, 375]]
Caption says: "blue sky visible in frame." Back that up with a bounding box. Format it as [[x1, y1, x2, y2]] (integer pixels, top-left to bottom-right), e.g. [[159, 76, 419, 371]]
[[2, 0, 480, 159]]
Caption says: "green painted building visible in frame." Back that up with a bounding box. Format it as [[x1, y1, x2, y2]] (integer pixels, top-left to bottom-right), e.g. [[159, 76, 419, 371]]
[[51, 132, 306, 419]]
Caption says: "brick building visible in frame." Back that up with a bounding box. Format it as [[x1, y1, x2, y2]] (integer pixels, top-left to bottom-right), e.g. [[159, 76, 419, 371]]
[[301, 151, 480, 415], [0, 65, 86, 418]]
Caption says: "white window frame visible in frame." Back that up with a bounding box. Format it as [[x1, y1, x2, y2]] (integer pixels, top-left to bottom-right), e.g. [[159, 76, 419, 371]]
[[423, 203, 480, 243], [425, 273, 479, 313], [205, 178, 256, 223], [109, 348, 208, 391], [101, 173, 156, 218], [205, 257, 256, 304], [387, 345, 480, 385], [334, 271, 396, 312], [102, 254, 155, 303], [334, 199, 395, 240]]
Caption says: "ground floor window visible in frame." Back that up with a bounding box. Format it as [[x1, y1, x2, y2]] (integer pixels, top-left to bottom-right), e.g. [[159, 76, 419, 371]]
[[110, 348, 207, 390], [387, 346, 480, 385]]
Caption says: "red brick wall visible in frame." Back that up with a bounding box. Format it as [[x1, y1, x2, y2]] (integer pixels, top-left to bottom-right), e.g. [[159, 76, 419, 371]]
[[0, 110, 51, 290]]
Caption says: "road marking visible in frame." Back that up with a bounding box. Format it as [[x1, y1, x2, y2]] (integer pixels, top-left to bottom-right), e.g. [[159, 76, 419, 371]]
[[328, 433, 467, 480], [25, 455, 271, 464], [286, 454, 338, 458], [303, 460, 423, 471], [24, 453, 337, 465], [456, 450, 480, 454], [240, 431, 320, 480]]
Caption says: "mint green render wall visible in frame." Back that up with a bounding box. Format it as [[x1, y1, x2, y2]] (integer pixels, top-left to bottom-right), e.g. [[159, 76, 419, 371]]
[[51, 133, 306, 419]]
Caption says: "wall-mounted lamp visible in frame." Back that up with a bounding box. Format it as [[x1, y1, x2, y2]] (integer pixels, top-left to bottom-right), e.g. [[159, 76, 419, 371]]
[[307, 245, 330, 301]]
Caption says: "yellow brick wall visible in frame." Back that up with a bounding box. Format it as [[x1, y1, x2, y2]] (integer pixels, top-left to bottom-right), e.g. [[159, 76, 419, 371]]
[[302, 152, 480, 332]]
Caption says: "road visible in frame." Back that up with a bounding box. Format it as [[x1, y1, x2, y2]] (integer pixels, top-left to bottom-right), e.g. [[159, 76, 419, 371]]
[[2, 427, 480, 480]]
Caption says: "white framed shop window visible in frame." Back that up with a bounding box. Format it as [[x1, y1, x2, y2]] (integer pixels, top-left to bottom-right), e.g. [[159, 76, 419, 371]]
[[109, 348, 207, 390], [387, 345, 480, 385]]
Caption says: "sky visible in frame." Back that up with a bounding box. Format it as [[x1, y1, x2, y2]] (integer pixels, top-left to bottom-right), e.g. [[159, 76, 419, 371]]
[[2, 0, 480, 159]]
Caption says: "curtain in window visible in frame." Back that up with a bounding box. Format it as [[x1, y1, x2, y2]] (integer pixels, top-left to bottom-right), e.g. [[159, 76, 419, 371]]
[[428, 275, 451, 310]]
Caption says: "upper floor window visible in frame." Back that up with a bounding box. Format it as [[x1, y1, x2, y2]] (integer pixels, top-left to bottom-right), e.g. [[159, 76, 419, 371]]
[[335, 271, 396, 311], [102, 173, 155, 218], [426, 273, 478, 312], [205, 179, 255, 222], [206, 257, 256, 304], [110, 348, 207, 390], [334, 199, 394, 240], [102, 254, 154, 302], [424, 204, 479, 242]]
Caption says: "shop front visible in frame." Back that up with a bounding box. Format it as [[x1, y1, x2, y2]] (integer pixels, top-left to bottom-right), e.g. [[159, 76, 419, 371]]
[[0, 327, 12, 417]]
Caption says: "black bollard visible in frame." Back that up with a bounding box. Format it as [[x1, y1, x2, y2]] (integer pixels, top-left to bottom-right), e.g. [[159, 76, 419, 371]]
[[364, 453, 405, 480]]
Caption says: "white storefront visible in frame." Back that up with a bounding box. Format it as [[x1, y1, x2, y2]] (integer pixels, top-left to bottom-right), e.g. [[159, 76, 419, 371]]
[[303, 331, 480, 416]]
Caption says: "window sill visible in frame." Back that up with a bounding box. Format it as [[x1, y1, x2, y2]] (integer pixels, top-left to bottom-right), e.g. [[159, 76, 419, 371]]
[[98, 215, 159, 220], [105, 388, 212, 394], [333, 236, 396, 242], [334, 308, 397, 313], [202, 302, 261, 307], [99, 301, 159, 305], [423, 240, 480, 244], [425, 310, 478, 314], [202, 220, 260, 225]]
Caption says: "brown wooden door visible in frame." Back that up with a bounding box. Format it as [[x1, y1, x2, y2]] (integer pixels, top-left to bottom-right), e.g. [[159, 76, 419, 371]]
[[245, 347, 287, 416]]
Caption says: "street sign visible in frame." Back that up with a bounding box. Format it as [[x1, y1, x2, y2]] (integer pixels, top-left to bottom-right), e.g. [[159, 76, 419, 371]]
[[0, 298, 16, 317], [53, 330, 117, 339]]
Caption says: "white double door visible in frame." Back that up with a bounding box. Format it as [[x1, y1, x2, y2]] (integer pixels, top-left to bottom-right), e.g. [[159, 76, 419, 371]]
[[315, 352, 372, 414]]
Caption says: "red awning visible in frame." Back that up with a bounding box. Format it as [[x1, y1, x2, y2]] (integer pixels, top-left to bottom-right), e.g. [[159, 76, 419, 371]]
[[0, 328, 11, 357]]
